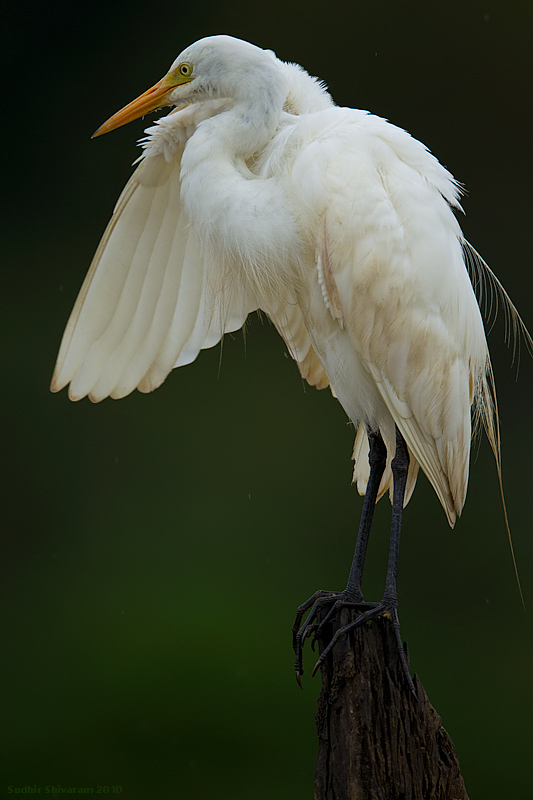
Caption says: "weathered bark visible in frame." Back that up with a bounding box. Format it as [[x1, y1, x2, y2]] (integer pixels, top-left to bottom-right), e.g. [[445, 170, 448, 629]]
[[313, 608, 469, 800]]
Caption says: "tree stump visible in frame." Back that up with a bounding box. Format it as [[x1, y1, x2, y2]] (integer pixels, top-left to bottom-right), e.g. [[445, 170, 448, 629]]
[[313, 608, 469, 800]]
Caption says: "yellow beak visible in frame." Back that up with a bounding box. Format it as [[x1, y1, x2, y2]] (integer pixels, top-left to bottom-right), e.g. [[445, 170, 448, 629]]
[[92, 73, 189, 138]]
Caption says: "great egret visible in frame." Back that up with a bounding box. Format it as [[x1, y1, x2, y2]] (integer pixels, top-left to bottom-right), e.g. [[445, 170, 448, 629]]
[[51, 35, 527, 689]]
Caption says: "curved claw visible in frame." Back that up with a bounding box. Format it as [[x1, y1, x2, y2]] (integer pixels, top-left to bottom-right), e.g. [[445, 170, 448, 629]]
[[309, 600, 416, 695], [311, 620, 354, 677], [293, 590, 344, 681]]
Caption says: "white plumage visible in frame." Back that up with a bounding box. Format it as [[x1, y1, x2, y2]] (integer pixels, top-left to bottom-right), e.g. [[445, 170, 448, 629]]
[[52, 34, 511, 531]]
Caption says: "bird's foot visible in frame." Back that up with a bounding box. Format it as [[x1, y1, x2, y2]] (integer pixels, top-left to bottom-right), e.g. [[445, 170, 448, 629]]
[[293, 591, 415, 695], [292, 589, 375, 687]]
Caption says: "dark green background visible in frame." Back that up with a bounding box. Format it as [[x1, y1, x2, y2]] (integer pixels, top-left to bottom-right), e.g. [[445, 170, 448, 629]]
[[3, 1, 533, 797]]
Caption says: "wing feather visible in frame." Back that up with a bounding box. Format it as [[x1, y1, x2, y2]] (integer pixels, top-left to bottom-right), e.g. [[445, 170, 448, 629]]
[[51, 150, 258, 402], [91, 162, 179, 400], [268, 298, 330, 389], [136, 228, 208, 392], [110, 200, 191, 398], [370, 366, 458, 523], [51, 176, 148, 394]]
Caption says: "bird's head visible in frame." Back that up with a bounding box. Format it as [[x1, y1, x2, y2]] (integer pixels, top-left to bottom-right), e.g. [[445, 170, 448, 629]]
[[93, 35, 284, 138]]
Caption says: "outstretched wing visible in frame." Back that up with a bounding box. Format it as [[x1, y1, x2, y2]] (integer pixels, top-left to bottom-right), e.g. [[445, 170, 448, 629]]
[[51, 144, 257, 403]]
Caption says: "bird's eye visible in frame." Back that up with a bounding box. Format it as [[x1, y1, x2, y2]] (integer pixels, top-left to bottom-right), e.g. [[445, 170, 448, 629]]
[[179, 62, 193, 77]]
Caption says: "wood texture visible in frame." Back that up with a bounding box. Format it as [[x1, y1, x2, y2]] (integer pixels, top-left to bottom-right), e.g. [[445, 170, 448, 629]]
[[313, 608, 469, 800]]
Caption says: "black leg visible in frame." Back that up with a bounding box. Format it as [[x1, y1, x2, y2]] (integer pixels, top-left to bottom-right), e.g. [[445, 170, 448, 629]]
[[293, 426, 415, 694], [345, 428, 387, 600], [292, 428, 386, 680], [383, 426, 409, 604]]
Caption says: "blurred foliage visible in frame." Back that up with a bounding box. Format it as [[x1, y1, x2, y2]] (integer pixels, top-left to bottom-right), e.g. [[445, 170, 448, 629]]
[[2, 0, 533, 797]]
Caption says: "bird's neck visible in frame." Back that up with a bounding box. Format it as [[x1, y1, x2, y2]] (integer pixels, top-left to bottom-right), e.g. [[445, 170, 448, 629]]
[[179, 87, 302, 299], [197, 87, 285, 158]]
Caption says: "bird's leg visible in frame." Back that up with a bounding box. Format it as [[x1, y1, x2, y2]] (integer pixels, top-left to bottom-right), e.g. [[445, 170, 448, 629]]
[[292, 428, 387, 681], [310, 426, 415, 694], [344, 428, 388, 602], [382, 426, 409, 608]]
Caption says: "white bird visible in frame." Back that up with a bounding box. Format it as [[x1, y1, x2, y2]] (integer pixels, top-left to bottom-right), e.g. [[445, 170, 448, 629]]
[[51, 35, 527, 689]]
